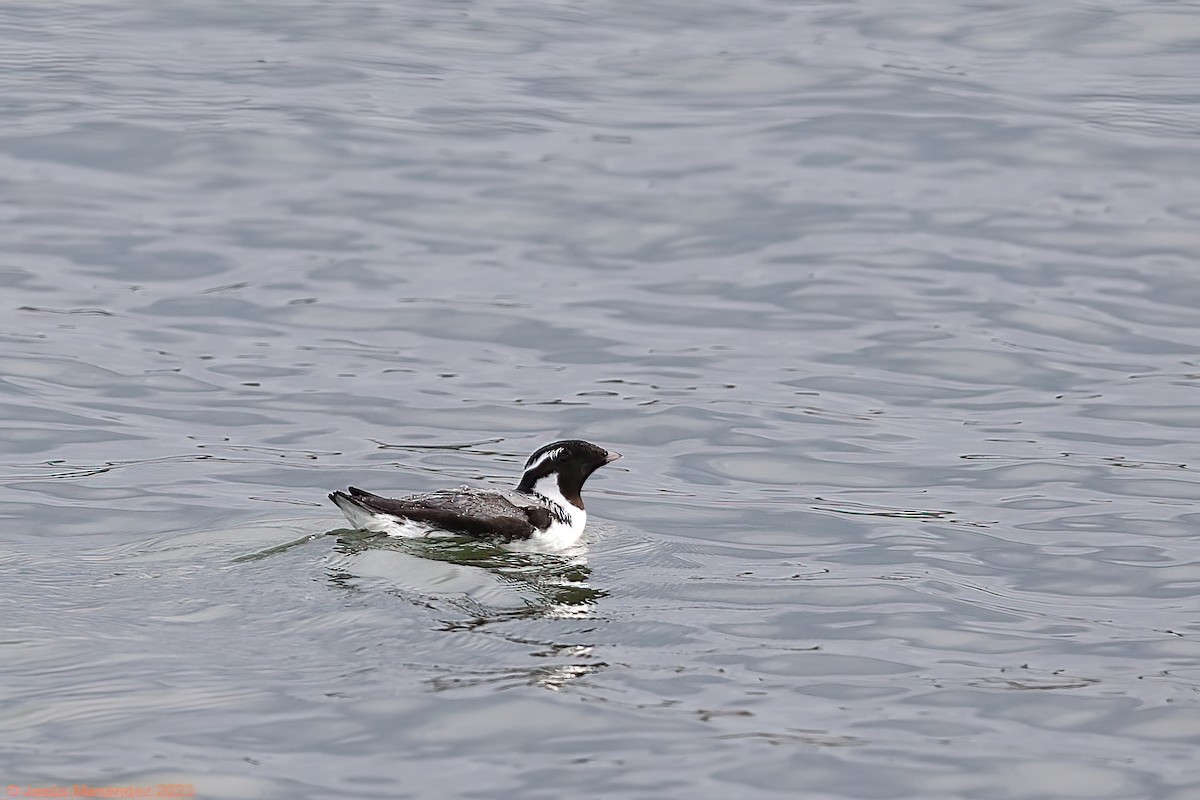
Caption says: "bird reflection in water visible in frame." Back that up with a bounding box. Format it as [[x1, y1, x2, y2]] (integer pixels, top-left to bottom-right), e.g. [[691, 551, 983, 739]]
[[327, 529, 609, 692]]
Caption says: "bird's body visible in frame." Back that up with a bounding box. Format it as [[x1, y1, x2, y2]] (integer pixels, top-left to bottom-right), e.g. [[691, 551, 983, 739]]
[[329, 440, 619, 550]]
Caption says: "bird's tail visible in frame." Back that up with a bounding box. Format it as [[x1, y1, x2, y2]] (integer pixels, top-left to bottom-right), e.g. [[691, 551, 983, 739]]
[[329, 490, 377, 530]]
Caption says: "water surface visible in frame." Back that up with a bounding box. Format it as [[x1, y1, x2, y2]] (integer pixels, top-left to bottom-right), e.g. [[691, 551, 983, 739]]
[[3, 0, 1199, 797]]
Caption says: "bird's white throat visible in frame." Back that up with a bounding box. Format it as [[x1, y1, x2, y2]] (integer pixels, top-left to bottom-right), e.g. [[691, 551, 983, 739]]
[[528, 473, 586, 549]]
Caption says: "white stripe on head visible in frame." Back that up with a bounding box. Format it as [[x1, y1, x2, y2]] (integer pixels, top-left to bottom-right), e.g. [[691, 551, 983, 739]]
[[525, 447, 564, 474]]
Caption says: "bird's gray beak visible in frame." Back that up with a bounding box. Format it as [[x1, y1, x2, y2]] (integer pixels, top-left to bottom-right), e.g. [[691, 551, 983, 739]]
[[604, 450, 622, 463]]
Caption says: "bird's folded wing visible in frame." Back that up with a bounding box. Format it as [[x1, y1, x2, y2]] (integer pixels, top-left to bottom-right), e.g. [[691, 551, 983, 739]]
[[348, 489, 537, 541]]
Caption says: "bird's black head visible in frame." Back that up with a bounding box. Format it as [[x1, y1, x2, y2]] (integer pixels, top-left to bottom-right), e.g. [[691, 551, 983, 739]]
[[516, 439, 621, 508]]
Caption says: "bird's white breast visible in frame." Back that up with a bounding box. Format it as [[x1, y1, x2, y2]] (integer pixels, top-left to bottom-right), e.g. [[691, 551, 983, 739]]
[[524, 474, 587, 550]]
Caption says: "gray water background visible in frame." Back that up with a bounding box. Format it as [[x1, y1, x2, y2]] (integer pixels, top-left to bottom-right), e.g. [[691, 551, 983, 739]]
[[3, 1, 1200, 797]]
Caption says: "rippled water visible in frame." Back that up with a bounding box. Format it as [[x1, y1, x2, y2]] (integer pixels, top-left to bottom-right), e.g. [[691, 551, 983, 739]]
[[4, 0, 1200, 797]]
